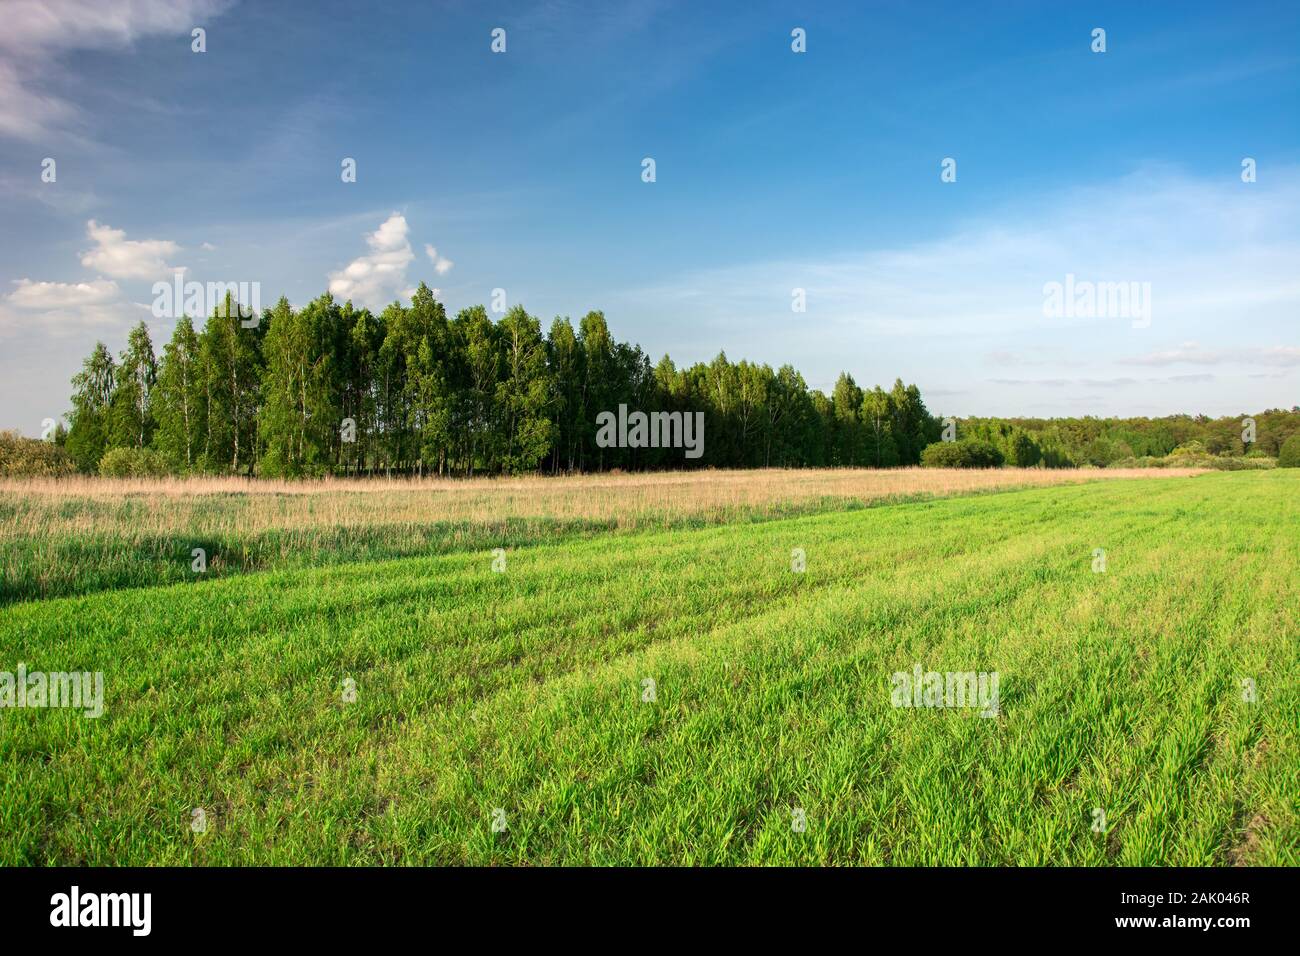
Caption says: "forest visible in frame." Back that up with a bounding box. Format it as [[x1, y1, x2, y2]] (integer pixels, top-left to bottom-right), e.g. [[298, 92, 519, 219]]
[[34, 284, 1300, 477]]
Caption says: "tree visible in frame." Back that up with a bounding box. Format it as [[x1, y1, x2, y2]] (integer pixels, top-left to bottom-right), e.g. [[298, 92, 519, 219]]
[[259, 296, 336, 477], [578, 311, 615, 470], [861, 387, 900, 467], [831, 373, 864, 465], [407, 285, 452, 476], [451, 305, 501, 475], [807, 390, 834, 466], [58, 287, 1086, 477], [766, 365, 809, 467], [1279, 433, 1300, 468], [108, 321, 158, 451], [922, 439, 1004, 468], [889, 379, 932, 466], [66, 342, 116, 472], [340, 303, 384, 475], [198, 293, 262, 473], [155, 315, 203, 471], [375, 301, 412, 474], [547, 318, 585, 472], [496, 306, 555, 473]]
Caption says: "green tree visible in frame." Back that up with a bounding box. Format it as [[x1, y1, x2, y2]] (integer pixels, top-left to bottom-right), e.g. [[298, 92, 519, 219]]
[[407, 285, 452, 476], [107, 321, 158, 450], [1279, 433, 1300, 468], [547, 318, 585, 472], [889, 379, 932, 465], [496, 306, 555, 473], [578, 311, 615, 470], [259, 296, 336, 477], [155, 315, 204, 471], [66, 342, 116, 472], [451, 305, 501, 475], [340, 304, 384, 475], [861, 387, 900, 467], [198, 293, 262, 473], [922, 439, 1004, 468], [831, 373, 864, 465]]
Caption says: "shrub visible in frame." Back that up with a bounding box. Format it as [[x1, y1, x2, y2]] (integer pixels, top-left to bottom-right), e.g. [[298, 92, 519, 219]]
[[98, 446, 172, 478], [1108, 446, 1278, 470], [921, 439, 1005, 469], [0, 430, 76, 477], [1169, 440, 1208, 457], [1279, 434, 1300, 468]]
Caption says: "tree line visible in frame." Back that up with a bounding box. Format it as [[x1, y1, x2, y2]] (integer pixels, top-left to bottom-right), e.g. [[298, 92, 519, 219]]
[[61, 285, 941, 477], [55, 284, 1300, 477], [960, 409, 1300, 468]]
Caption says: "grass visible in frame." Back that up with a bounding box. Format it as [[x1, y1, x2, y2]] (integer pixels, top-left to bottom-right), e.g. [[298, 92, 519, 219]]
[[0, 468, 1294, 865], [0, 466, 1201, 604]]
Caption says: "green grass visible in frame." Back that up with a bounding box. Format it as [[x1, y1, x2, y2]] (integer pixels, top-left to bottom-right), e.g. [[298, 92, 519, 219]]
[[0, 489, 952, 605], [1, 471, 1296, 865]]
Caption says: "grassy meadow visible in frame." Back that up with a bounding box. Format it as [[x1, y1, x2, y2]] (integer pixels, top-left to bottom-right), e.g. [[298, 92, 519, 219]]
[[1, 466, 1199, 604], [0, 467, 1295, 865]]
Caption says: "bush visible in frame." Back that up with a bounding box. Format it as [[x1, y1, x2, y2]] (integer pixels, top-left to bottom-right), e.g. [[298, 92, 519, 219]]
[[921, 439, 1005, 468], [1109, 450, 1276, 470], [1169, 440, 1208, 457], [0, 430, 76, 477], [1280, 434, 1300, 468], [98, 446, 172, 478]]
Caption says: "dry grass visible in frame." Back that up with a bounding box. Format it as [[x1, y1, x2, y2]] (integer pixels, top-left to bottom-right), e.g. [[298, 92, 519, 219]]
[[0, 467, 1206, 541]]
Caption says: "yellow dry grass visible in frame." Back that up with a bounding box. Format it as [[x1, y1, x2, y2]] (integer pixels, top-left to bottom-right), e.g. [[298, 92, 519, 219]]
[[0, 467, 1206, 541]]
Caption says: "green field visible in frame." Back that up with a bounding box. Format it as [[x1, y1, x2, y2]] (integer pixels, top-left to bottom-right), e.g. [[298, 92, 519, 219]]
[[1, 470, 1296, 865]]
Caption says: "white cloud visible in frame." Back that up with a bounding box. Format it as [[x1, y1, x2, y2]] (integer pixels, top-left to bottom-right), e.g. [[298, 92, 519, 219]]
[[0, 0, 229, 53], [425, 243, 454, 275], [0, 0, 232, 142], [988, 375, 1215, 388], [1119, 342, 1300, 368], [1, 279, 127, 340], [79, 219, 183, 280], [7, 278, 119, 310], [328, 213, 416, 309]]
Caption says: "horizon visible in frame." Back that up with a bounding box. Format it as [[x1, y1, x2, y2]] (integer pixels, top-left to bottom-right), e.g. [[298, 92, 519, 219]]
[[2, 0, 1298, 432]]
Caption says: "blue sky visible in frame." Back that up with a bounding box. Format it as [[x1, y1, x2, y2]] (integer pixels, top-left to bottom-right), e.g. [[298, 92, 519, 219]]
[[1, 0, 1297, 433]]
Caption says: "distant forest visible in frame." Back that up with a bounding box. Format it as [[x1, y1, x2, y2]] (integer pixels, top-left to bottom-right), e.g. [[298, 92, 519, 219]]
[[45, 284, 1300, 477]]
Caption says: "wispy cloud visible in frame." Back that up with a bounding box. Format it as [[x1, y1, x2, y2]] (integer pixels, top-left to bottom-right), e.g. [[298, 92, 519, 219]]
[[1120, 342, 1300, 367], [990, 375, 1215, 388], [622, 165, 1300, 342], [424, 244, 454, 276], [0, 0, 233, 142]]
